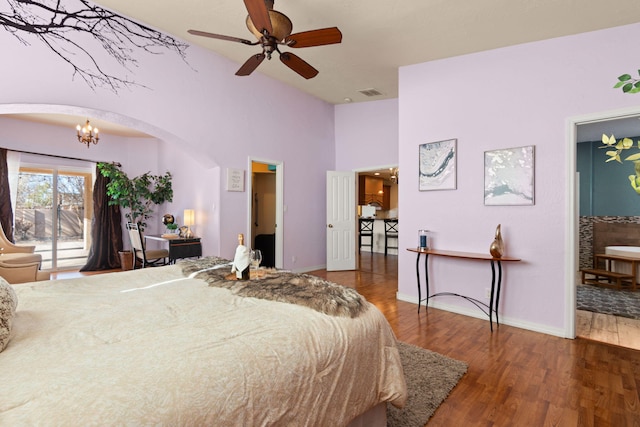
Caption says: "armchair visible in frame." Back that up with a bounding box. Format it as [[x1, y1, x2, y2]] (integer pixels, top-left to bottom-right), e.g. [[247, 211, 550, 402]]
[[0, 221, 35, 253], [0, 222, 42, 266], [0, 261, 50, 284]]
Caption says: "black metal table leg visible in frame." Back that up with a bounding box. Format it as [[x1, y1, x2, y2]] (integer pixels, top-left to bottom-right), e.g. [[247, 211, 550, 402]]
[[415, 252, 430, 313], [424, 253, 429, 309], [495, 261, 502, 327], [415, 253, 421, 313], [489, 260, 496, 332]]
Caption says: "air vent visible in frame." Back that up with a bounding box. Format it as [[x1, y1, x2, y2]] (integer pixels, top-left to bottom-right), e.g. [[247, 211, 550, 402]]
[[358, 88, 383, 97]]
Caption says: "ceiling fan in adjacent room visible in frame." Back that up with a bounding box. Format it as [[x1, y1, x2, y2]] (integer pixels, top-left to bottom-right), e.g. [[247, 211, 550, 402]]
[[188, 0, 342, 79]]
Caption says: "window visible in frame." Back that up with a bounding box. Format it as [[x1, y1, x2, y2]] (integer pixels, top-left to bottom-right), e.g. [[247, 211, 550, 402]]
[[15, 163, 93, 270]]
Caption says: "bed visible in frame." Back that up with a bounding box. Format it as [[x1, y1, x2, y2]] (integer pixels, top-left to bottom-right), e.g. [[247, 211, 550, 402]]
[[0, 257, 407, 426]]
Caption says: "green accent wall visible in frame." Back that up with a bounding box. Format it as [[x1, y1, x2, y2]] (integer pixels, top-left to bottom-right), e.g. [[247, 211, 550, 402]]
[[577, 140, 640, 216]]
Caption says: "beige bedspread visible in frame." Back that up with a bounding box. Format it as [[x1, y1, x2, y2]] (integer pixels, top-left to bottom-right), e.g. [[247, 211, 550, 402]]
[[0, 265, 406, 426]]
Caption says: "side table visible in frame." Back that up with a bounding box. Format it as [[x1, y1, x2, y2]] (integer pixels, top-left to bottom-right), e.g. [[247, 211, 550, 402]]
[[145, 235, 202, 264]]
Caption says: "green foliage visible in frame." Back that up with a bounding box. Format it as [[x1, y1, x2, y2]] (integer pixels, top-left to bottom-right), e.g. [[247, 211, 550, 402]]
[[614, 71, 640, 94], [97, 162, 173, 230], [600, 134, 640, 194], [17, 172, 53, 209]]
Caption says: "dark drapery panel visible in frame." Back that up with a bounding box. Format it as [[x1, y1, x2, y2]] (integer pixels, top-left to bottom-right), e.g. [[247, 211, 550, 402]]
[[0, 149, 14, 242], [80, 165, 123, 271]]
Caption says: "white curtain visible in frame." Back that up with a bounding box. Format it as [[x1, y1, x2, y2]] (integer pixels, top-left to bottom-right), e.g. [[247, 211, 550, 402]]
[[6, 150, 21, 220]]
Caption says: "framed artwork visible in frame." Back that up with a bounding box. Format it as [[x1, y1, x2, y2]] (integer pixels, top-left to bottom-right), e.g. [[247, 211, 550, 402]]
[[419, 139, 457, 191], [484, 145, 535, 206], [226, 168, 245, 192]]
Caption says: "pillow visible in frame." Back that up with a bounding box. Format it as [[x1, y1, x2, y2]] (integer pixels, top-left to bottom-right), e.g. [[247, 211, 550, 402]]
[[0, 276, 18, 352]]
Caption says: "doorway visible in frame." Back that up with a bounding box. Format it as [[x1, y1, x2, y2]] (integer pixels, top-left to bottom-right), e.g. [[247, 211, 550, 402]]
[[356, 166, 399, 255], [248, 158, 283, 269], [571, 109, 640, 349], [355, 166, 399, 275]]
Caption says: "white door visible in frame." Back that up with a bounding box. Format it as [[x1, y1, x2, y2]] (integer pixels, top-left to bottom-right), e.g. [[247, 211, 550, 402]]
[[326, 171, 356, 271]]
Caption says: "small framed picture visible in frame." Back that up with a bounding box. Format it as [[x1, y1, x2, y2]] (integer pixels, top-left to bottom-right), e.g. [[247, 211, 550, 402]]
[[419, 139, 457, 191], [484, 145, 535, 205], [226, 168, 245, 192]]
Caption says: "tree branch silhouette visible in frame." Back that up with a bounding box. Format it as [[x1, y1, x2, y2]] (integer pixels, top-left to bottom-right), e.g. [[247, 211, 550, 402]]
[[0, 0, 190, 92]]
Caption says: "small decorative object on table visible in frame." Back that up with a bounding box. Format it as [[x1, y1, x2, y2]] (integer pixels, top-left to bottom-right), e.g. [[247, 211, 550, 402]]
[[231, 233, 250, 280], [162, 214, 175, 227], [418, 229, 429, 250], [162, 214, 179, 238], [489, 224, 504, 258], [250, 249, 262, 270]]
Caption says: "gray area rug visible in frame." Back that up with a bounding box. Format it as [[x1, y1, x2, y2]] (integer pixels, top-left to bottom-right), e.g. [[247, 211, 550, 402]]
[[577, 284, 640, 320], [387, 342, 468, 427]]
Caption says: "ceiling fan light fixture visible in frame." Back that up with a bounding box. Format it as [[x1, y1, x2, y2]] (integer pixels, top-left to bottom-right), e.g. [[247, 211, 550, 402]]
[[246, 10, 292, 41], [189, 0, 340, 79]]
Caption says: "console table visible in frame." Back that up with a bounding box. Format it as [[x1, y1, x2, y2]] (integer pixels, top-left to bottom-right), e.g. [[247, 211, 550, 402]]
[[145, 235, 202, 264], [407, 248, 521, 331]]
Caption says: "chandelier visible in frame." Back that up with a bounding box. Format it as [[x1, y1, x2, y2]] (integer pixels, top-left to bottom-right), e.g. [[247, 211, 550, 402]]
[[76, 119, 99, 148]]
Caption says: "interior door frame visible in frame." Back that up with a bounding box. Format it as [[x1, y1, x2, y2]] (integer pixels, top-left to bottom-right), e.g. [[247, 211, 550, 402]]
[[247, 157, 284, 269], [354, 163, 399, 258], [566, 105, 640, 339]]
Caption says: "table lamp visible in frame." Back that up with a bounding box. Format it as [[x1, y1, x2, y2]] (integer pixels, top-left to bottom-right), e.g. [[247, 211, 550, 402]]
[[183, 209, 194, 238]]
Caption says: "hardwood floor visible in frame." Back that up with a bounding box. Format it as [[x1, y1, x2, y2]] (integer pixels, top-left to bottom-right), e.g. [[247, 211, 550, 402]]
[[53, 255, 640, 426], [309, 252, 640, 427], [577, 309, 640, 350], [574, 274, 640, 350]]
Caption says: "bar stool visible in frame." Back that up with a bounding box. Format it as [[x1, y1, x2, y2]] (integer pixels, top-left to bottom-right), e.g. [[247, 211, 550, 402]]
[[359, 218, 374, 253], [384, 219, 398, 256]]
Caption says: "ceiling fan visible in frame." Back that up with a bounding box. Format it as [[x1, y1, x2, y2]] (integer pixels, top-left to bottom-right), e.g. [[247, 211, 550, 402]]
[[188, 0, 342, 79]]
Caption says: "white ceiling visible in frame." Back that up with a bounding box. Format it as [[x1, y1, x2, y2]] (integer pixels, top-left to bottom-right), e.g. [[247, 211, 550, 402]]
[[6, 0, 640, 135]]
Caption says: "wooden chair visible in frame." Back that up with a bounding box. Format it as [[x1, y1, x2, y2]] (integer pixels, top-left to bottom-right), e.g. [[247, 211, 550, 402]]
[[126, 223, 169, 269], [359, 218, 374, 253], [384, 219, 398, 256]]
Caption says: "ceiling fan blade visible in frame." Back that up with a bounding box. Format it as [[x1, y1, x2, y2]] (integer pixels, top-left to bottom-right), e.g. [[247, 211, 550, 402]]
[[188, 29, 256, 45], [285, 27, 342, 48], [236, 53, 266, 76], [279, 52, 318, 79], [243, 0, 272, 35]]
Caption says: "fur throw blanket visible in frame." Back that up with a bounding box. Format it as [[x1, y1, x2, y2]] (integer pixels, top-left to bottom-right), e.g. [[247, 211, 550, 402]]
[[178, 257, 366, 318], [0, 277, 18, 353]]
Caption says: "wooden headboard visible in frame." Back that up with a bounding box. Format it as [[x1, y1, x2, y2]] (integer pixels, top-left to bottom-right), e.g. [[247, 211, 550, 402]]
[[593, 222, 640, 255]]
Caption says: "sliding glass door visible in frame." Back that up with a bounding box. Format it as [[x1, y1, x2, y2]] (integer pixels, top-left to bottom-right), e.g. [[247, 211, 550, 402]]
[[15, 165, 93, 271]]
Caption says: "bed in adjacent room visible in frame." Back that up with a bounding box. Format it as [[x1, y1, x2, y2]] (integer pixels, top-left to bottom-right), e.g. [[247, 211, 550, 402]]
[[0, 257, 407, 426]]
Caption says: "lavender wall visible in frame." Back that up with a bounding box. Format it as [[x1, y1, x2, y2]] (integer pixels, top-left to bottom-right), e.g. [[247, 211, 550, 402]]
[[0, 16, 334, 269], [397, 23, 640, 336], [334, 99, 399, 171]]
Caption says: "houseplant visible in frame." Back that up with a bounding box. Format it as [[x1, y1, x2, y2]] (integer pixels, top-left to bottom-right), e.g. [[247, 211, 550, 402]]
[[600, 134, 640, 194], [97, 162, 173, 231], [97, 163, 173, 270]]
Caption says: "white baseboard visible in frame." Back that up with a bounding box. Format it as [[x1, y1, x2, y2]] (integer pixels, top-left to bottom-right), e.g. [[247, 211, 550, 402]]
[[396, 292, 567, 338], [292, 264, 326, 274]]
